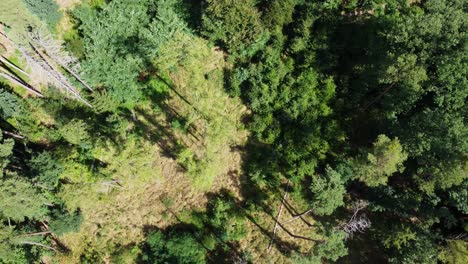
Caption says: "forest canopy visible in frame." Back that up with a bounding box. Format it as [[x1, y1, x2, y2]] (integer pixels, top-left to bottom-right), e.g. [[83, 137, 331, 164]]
[[0, 0, 466, 263]]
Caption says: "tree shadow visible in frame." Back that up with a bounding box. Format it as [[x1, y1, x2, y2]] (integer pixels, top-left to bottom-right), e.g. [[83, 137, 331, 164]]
[[133, 108, 185, 160], [211, 189, 308, 256], [141, 191, 252, 263], [237, 138, 281, 208]]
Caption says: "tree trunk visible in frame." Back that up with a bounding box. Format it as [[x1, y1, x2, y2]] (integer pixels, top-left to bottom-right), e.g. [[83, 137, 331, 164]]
[[267, 180, 290, 252], [18, 241, 56, 251], [0, 56, 30, 77], [0, 71, 43, 97]]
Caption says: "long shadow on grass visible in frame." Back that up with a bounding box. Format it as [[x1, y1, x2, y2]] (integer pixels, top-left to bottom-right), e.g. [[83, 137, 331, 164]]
[[133, 108, 185, 160], [209, 190, 302, 258], [146, 190, 305, 263], [141, 192, 252, 263]]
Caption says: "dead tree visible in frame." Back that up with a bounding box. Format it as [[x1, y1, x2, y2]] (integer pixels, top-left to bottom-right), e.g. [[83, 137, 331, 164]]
[[29, 30, 93, 92], [18, 45, 92, 107], [341, 200, 371, 239], [1, 27, 93, 107]]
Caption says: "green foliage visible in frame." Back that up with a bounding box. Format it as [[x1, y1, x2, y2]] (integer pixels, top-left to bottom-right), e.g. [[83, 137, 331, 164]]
[[29, 151, 64, 190], [244, 45, 338, 187], [439, 240, 468, 264], [85, 0, 106, 8], [387, 232, 438, 264], [313, 228, 348, 262], [0, 177, 48, 222], [58, 119, 89, 145], [0, 0, 44, 43], [75, 0, 149, 111], [154, 32, 244, 189], [93, 138, 160, 184], [0, 89, 52, 142], [202, 0, 264, 56], [447, 179, 468, 214], [372, 0, 467, 193], [0, 0, 466, 263], [142, 230, 206, 264], [309, 166, 345, 215], [21, 0, 62, 31], [148, 78, 170, 94], [0, 90, 23, 119], [353, 135, 407, 187], [262, 0, 298, 31], [201, 194, 246, 242], [141, 193, 246, 263], [76, 0, 190, 112], [49, 209, 83, 236], [382, 224, 417, 250], [377, 53, 428, 120], [0, 224, 28, 264], [0, 131, 14, 178], [63, 27, 86, 59]]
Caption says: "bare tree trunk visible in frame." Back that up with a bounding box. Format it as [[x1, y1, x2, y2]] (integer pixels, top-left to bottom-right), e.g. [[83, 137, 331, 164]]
[[281, 199, 315, 228], [0, 71, 43, 97], [267, 180, 290, 252], [2, 130, 24, 139], [53, 60, 94, 92], [0, 56, 30, 76], [362, 82, 397, 111], [18, 241, 56, 251], [44, 53, 93, 92], [18, 231, 52, 237], [30, 39, 93, 92], [2, 29, 93, 107], [25, 43, 92, 107]]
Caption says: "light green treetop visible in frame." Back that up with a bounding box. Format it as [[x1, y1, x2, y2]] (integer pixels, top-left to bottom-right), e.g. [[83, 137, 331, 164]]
[[355, 135, 408, 187]]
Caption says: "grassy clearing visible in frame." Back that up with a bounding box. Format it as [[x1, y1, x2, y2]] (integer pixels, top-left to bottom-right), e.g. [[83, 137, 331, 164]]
[[155, 32, 248, 190], [51, 32, 251, 262], [54, 138, 247, 263]]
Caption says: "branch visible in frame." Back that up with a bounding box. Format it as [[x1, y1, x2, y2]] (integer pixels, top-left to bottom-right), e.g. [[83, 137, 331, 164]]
[[281, 199, 315, 228], [17, 231, 51, 237], [362, 82, 396, 111], [284, 208, 314, 224]]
